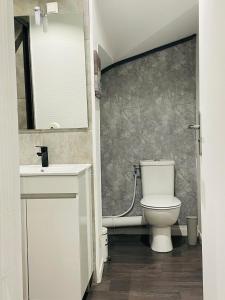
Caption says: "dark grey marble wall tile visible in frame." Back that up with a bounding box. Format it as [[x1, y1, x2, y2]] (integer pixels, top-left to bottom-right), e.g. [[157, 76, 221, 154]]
[[100, 39, 197, 224]]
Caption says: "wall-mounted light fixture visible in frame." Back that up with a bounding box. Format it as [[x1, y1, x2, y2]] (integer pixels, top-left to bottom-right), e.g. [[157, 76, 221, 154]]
[[34, 2, 59, 29], [34, 6, 43, 26]]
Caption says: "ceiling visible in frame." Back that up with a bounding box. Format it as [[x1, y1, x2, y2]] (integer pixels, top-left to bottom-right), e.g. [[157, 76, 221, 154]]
[[95, 0, 198, 69]]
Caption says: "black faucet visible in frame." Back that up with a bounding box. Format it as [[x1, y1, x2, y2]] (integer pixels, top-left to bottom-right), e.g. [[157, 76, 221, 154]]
[[36, 146, 49, 167]]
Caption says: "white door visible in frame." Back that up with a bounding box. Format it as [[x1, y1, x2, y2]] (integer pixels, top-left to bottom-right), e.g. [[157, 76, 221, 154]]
[[199, 0, 225, 299]]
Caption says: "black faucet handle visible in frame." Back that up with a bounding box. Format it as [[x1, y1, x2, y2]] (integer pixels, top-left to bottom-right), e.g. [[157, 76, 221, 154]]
[[35, 146, 48, 152], [35, 146, 49, 167]]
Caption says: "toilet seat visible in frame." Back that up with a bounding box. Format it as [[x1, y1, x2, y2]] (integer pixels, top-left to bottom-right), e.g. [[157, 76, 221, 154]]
[[140, 195, 181, 210]]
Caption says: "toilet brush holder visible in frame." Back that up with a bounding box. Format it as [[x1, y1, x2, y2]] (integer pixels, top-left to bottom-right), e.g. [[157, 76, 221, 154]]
[[186, 216, 198, 246]]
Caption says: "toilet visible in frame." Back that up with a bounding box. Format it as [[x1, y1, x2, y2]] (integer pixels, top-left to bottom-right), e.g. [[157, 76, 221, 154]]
[[140, 160, 181, 252]]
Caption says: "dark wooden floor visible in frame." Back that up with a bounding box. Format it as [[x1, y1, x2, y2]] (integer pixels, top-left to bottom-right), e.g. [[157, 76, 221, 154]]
[[87, 235, 203, 300]]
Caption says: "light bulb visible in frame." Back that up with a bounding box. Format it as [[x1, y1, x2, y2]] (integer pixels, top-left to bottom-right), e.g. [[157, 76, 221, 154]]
[[34, 6, 41, 26]]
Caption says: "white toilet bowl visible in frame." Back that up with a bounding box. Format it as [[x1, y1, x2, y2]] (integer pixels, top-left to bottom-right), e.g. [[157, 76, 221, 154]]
[[141, 195, 181, 252]]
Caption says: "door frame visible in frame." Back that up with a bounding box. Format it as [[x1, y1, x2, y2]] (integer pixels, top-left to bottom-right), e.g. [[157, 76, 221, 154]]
[[0, 0, 23, 298]]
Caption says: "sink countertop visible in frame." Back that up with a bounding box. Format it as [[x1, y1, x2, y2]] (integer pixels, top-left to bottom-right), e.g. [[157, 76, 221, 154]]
[[20, 164, 91, 176]]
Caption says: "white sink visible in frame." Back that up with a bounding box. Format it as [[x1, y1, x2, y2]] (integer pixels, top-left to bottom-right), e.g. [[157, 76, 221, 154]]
[[20, 164, 91, 176]]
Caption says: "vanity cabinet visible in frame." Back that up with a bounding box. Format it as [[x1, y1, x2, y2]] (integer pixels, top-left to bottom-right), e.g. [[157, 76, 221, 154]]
[[20, 165, 93, 300]]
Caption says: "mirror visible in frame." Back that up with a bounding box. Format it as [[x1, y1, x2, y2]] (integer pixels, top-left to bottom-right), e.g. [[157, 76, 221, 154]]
[[15, 13, 88, 130]]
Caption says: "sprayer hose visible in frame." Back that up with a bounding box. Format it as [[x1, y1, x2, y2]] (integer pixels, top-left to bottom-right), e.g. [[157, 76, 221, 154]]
[[104, 173, 138, 218]]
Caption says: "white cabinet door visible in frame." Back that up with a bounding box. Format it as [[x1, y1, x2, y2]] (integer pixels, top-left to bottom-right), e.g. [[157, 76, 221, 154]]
[[26, 198, 82, 300]]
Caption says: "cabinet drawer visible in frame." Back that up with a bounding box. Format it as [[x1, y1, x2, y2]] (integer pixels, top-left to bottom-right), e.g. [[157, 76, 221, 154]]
[[20, 176, 78, 195]]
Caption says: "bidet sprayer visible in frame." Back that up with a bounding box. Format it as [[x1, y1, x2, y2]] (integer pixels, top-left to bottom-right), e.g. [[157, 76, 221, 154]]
[[133, 164, 141, 178]]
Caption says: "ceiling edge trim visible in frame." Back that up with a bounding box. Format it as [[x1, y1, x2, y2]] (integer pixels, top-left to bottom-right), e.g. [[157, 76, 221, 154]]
[[101, 34, 196, 74]]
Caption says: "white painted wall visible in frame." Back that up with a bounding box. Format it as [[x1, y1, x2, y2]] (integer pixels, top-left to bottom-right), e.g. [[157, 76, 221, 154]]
[[95, 0, 198, 65], [92, 0, 113, 68], [92, 97, 104, 283], [30, 14, 88, 129], [0, 0, 23, 299], [89, 0, 104, 283], [200, 0, 225, 299]]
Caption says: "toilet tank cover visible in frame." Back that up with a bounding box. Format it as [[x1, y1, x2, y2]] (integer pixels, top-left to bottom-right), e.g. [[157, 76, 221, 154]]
[[140, 160, 175, 166]]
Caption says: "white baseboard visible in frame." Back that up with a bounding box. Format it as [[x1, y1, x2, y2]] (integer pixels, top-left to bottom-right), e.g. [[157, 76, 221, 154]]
[[109, 225, 188, 236]]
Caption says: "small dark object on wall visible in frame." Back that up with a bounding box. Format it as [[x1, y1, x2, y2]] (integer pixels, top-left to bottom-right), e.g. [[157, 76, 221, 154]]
[[94, 50, 102, 99]]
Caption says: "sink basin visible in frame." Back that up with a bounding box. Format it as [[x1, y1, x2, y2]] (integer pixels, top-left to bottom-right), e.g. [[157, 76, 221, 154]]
[[20, 164, 91, 176]]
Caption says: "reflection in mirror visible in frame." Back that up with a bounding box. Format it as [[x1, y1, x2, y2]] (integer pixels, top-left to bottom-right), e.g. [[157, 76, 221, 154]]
[[14, 13, 88, 130], [15, 17, 34, 129]]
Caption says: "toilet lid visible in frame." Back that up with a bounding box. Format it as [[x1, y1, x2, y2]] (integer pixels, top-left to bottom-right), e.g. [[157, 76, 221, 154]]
[[140, 195, 181, 209]]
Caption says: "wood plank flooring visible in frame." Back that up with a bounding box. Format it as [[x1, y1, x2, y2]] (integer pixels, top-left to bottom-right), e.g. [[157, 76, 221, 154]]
[[86, 235, 203, 300]]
